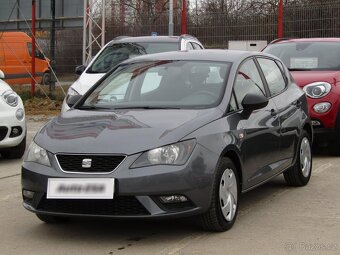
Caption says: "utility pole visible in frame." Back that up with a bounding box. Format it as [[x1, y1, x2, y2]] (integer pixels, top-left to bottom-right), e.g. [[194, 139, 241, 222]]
[[50, 0, 56, 91], [278, 0, 283, 38], [82, 0, 106, 65], [31, 0, 36, 97], [169, 0, 174, 36]]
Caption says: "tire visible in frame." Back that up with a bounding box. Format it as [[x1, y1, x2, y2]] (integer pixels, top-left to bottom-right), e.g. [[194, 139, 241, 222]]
[[284, 130, 312, 186], [198, 158, 239, 232], [36, 214, 68, 224], [41, 72, 50, 85], [330, 117, 340, 156], [1, 136, 26, 159]]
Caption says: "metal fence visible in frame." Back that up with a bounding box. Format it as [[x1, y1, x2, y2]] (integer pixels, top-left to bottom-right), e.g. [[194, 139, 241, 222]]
[[33, 2, 340, 74]]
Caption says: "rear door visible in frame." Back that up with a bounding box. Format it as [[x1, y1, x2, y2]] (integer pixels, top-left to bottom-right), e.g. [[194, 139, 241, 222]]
[[256, 57, 301, 167], [233, 58, 281, 189]]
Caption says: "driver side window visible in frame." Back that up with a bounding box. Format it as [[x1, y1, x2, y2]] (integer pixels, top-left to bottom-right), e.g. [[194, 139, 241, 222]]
[[233, 59, 266, 109]]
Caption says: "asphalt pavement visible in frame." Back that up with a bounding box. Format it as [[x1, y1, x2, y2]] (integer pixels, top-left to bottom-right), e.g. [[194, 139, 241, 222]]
[[0, 116, 339, 255]]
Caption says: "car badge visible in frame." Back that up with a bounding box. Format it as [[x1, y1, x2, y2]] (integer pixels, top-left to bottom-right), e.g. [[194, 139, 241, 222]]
[[82, 158, 92, 168]]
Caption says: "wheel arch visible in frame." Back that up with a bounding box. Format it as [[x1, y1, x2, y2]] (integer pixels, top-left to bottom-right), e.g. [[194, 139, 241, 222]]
[[220, 147, 243, 191], [302, 122, 313, 143]]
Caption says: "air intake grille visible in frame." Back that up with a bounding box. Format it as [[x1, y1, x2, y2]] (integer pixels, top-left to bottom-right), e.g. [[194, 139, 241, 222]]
[[56, 154, 125, 173], [37, 196, 150, 216], [0, 127, 8, 141]]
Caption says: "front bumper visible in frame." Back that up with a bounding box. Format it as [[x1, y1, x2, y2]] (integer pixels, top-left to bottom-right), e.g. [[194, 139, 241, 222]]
[[0, 104, 26, 149], [21, 144, 218, 219]]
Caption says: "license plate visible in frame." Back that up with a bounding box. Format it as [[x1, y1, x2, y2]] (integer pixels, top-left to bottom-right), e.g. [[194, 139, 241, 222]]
[[47, 178, 114, 199]]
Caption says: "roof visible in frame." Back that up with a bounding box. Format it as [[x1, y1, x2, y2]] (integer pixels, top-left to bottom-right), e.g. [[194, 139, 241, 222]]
[[273, 38, 340, 44], [109, 36, 182, 45], [121, 49, 263, 64]]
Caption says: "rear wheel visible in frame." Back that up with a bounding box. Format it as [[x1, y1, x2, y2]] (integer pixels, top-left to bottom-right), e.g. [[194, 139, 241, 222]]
[[36, 214, 68, 224], [1, 136, 26, 159], [198, 158, 239, 232], [284, 130, 312, 186]]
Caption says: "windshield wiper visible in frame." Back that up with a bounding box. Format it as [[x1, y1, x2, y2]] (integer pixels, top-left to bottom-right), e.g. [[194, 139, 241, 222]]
[[77, 105, 111, 110], [288, 68, 312, 71], [113, 106, 181, 110]]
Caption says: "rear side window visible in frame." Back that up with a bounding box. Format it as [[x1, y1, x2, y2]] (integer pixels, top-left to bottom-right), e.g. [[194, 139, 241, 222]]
[[191, 42, 203, 50], [257, 58, 287, 96], [233, 59, 266, 109]]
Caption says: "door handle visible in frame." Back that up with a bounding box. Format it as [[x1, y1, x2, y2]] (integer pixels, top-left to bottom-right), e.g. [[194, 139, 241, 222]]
[[271, 109, 277, 117]]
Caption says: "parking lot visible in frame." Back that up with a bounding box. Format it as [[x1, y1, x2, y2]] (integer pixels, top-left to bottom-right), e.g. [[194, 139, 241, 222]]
[[0, 116, 338, 255]]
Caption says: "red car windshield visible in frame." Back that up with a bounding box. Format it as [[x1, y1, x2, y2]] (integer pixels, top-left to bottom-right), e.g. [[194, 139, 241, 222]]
[[264, 42, 340, 71]]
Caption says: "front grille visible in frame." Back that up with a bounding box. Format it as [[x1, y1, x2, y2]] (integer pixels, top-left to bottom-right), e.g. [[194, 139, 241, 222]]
[[0, 126, 8, 141], [37, 196, 150, 216], [56, 154, 125, 173]]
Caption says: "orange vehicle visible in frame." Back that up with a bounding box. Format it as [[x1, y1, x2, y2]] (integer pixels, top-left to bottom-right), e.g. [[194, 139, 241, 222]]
[[0, 32, 49, 85]]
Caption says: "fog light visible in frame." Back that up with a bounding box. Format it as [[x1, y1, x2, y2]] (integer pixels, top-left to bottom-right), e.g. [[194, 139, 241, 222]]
[[312, 120, 321, 126], [9, 126, 22, 138], [16, 108, 24, 121], [313, 102, 331, 113], [159, 195, 188, 203], [23, 190, 35, 199]]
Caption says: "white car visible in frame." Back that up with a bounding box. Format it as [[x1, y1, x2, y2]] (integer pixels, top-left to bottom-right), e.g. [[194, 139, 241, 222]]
[[0, 70, 26, 159], [61, 35, 204, 112]]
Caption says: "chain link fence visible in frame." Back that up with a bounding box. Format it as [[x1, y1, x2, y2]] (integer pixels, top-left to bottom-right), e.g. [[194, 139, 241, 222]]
[[32, 1, 340, 74]]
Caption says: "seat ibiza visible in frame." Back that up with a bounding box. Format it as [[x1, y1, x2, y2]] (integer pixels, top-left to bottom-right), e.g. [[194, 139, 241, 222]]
[[22, 50, 312, 231]]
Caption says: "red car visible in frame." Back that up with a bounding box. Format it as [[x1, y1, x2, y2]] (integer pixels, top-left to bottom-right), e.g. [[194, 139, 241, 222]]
[[263, 38, 340, 155]]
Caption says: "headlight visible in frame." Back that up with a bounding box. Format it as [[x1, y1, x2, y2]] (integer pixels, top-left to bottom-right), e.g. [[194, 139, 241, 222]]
[[303, 82, 331, 99], [25, 142, 51, 166], [131, 140, 196, 168], [2, 90, 18, 107]]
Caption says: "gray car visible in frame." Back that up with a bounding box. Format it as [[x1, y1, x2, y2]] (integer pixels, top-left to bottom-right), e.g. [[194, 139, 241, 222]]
[[22, 50, 312, 231]]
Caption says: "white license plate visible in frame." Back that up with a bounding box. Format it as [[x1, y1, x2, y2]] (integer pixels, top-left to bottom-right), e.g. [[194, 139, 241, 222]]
[[47, 178, 114, 199]]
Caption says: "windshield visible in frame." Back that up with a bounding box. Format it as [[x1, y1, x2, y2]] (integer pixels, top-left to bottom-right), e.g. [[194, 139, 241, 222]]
[[87, 42, 178, 73], [264, 42, 340, 71], [80, 60, 231, 110]]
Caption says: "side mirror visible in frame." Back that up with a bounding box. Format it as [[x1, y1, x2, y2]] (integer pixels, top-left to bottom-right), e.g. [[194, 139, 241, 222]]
[[66, 95, 83, 108], [75, 65, 86, 75], [241, 93, 268, 117], [0, 70, 5, 79]]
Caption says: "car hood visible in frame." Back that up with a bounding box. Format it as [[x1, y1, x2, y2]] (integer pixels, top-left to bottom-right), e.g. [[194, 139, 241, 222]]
[[72, 72, 105, 95], [291, 71, 340, 87], [35, 108, 223, 155]]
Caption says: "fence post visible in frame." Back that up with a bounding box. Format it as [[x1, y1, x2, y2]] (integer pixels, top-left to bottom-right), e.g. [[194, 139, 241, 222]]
[[278, 0, 283, 38], [181, 0, 187, 34], [31, 0, 36, 97]]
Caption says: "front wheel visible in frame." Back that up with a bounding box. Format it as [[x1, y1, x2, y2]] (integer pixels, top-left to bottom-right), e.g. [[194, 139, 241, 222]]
[[198, 158, 239, 232], [284, 130, 312, 186], [41, 72, 50, 85]]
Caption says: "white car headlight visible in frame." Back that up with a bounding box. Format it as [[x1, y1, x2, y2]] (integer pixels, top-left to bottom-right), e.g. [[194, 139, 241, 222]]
[[131, 140, 196, 168], [2, 90, 18, 107], [25, 142, 51, 166], [303, 82, 331, 99]]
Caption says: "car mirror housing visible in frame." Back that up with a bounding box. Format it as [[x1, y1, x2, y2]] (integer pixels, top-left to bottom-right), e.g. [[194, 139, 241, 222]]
[[66, 95, 82, 108], [75, 65, 86, 75], [241, 93, 268, 117], [0, 70, 5, 79]]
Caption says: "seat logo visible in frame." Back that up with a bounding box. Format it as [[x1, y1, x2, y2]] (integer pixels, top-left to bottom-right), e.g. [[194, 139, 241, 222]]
[[82, 158, 92, 168]]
